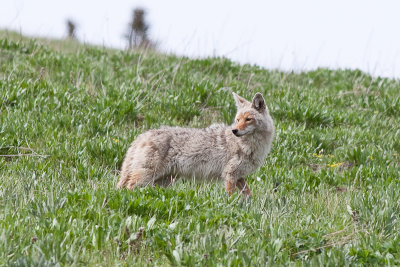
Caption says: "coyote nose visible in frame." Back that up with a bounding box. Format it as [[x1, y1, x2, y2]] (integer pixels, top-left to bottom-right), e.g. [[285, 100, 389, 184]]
[[232, 129, 238, 135]]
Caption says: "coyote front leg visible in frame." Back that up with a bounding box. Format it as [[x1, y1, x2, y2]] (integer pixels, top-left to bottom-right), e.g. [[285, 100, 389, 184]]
[[223, 158, 249, 196], [225, 178, 252, 197], [225, 179, 236, 196], [236, 178, 252, 197]]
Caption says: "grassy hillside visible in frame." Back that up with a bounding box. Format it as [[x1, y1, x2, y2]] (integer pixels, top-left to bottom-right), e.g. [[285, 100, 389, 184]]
[[1, 31, 400, 266]]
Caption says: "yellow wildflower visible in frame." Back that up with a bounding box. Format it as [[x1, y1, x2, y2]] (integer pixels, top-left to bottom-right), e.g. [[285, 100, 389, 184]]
[[328, 162, 343, 168]]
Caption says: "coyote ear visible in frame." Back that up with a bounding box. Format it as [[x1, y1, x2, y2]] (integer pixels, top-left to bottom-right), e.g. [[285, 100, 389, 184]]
[[232, 92, 250, 108], [251, 93, 266, 112]]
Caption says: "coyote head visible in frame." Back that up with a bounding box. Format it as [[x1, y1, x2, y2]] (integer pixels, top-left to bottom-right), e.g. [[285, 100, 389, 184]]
[[232, 92, 271, 137]]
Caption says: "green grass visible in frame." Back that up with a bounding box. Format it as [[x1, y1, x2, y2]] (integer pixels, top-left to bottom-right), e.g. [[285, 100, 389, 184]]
[[1, 30, 400, 266]]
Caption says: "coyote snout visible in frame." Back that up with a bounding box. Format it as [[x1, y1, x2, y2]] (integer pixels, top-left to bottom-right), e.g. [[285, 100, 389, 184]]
[[232, 114, 256, 137], [118, 92, 275, 197]]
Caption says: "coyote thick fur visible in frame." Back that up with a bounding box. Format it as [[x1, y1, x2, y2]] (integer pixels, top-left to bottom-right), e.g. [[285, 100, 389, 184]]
[[117, 92, 274, 196]]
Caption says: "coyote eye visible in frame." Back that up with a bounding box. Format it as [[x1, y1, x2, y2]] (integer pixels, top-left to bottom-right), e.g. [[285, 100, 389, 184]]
[[245, 118, 252, 122]]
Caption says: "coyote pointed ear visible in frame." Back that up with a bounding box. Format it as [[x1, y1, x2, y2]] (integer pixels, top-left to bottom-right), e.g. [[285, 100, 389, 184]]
[[232, 92, 250, 108], [251, 93, 266, 112]]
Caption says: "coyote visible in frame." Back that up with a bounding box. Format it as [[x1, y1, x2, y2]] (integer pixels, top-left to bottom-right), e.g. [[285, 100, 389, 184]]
[[117, 92, 274, 196]]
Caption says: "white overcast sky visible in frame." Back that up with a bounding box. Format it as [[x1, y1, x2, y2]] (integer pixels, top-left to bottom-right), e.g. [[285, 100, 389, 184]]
[[2, 0, 400, 78]]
